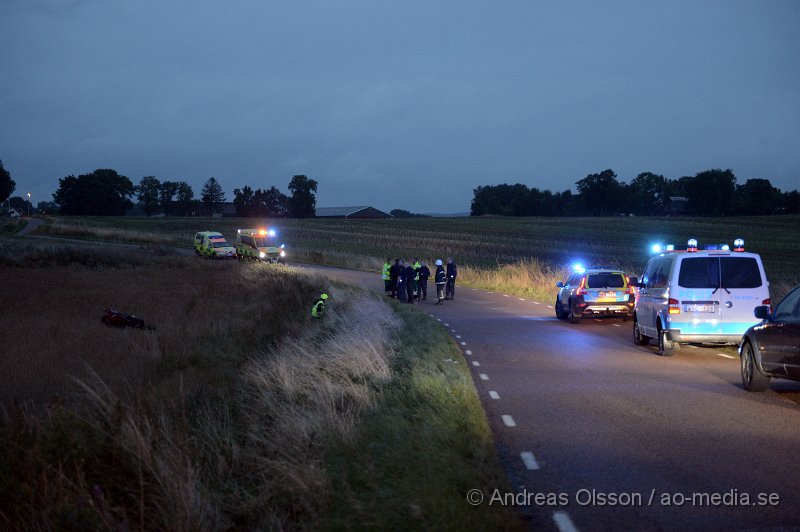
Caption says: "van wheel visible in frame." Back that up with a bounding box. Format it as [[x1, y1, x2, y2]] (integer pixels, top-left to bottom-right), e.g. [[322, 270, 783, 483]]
[[633, 316, 650, 346], [741, 340, 770, 392], [568, 300, 581, 324], [555, 297, 566, 319], [657, 324, 676, 356]]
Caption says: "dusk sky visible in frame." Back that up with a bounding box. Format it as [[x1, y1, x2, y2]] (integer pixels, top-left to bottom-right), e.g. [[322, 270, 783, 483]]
[[2, 0, 799, 214]]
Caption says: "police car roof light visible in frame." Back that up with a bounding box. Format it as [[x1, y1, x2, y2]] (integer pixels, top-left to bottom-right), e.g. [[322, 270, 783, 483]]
[[651, 244, 662, 254], [734, 238, 745, 252], [687, 238, 698, 252], [572, 263, 586, 274]]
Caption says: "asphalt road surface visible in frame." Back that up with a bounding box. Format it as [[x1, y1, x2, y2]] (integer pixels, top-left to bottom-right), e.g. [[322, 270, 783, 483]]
[[299, 264, 800, 531]]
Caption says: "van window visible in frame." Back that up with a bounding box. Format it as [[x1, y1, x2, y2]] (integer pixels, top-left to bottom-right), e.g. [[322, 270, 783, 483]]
[[721, 257, 762, 289], [645, 259, 671, 289], [679, 257, 762, 289], [587, 273, 625, 288], [679, 258, 719, 288]]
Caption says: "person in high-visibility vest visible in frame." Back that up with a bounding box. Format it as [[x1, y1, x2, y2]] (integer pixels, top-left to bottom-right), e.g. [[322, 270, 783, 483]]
[[311, 293, 329, 319], [382, 258, 391, 295], [434, 260, 446, 305]]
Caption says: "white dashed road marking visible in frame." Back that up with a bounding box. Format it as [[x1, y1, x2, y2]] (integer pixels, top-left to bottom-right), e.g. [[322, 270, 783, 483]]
[[465, 350, 472, 355], [503, 294, 510, 298], [472, 361, 480, 367], [489, 391, 500, 399], [717, 353, 736, 359], [444, 323, 449, 326], [456, 335, 462, 339], [461, 341, 467, 346], [553, 511, 578, 532], [437, 318, 442, 322], [612, 324, 621, 327], [547, 305, 554, 309], [533, 301, 540, 305], [501, 415, 516, 427], [520, 451, 540, 470], [479, 374, 489, 380], [518, 298, 525, 301]]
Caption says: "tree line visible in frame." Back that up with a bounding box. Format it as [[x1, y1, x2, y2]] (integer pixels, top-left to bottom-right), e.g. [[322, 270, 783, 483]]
[[471, 169, 800, 217], [0, 163, 318, 217]]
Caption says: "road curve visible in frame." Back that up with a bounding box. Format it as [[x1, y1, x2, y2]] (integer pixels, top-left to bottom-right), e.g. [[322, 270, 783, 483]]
[[298, 264, 800, 531]]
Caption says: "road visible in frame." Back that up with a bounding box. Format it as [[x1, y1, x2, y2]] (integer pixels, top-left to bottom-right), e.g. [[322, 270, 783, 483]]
[[298, 264, 800, 531]]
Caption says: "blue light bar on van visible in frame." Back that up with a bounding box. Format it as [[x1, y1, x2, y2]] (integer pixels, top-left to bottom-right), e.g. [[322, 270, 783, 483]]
[[651, 244, 662, 254], [572, 263, 586, 274], [665, 244, 675, 251]]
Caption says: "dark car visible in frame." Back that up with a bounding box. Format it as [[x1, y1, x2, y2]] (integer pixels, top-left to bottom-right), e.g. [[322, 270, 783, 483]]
[[739, 285, 800, 391], [555, 267, 635, 323]]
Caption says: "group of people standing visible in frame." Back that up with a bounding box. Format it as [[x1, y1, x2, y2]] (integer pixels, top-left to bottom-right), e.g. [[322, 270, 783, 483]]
[[382, 257, 457, 305]]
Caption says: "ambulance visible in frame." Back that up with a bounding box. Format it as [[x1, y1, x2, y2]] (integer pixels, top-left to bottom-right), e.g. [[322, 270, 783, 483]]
[[194, 231, 236, 259], [234, 228, 286, 263], [632, 239, 770, 355]]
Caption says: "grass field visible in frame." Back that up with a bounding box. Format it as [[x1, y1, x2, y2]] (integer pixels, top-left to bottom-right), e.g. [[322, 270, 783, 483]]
[[0, 244, 519, 529], [29, 214, 800, 301]]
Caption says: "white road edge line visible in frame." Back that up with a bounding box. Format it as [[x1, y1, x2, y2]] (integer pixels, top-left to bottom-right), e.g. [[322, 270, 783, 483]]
[[520, 451, 539, 470], [489, 390, 500, 399], [472, 361, 480, 367], [479, 373, 489, 380], [553, 511, 578, 532], [501, 415, 516, 427]]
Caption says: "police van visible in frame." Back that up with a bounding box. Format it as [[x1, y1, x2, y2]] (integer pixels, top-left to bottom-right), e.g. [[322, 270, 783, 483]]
[[632, 239, 770, 355], [194, 231, 236, 259], [234, 228, 286, 262]]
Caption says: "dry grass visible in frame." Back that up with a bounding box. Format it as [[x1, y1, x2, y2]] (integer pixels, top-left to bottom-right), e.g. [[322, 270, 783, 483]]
[[1, 245, 520, 530], [0, 248, 406, 528]]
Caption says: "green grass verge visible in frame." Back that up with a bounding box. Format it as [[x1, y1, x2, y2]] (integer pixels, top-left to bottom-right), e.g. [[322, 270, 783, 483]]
[[320, 302, 523, 531]]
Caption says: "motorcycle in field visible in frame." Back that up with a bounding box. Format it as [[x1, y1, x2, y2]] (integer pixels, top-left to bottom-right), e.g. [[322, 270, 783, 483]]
[[101, 309, 146, 329]]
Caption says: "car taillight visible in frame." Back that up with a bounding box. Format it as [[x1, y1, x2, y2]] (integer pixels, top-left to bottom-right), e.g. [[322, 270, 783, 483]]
[[762, 298, 771, 313], [668, 298, 680, 314], [626, 285, 635, 294], [576, 277, 587, 296]]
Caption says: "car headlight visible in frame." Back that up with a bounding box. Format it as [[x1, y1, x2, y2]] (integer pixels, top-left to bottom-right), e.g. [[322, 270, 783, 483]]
[[280, 250, 286, 257], [259, 252, 266, 258]]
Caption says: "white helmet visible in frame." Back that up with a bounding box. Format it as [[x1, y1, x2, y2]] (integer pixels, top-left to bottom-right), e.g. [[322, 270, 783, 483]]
[[435, 259, 443, 266]]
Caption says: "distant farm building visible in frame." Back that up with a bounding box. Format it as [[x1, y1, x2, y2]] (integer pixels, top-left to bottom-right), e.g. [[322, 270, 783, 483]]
[[655, 196, 689, 216], [315, 206, 392, 219]]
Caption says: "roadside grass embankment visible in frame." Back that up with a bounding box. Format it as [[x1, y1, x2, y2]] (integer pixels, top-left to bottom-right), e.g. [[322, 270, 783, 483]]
[[27, 214, 800, 302], [0, 245, 518, 529]]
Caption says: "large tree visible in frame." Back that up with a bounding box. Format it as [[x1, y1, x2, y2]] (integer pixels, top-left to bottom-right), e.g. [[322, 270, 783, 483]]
[[159, 180, 180, 216], [575, 169, 624, 216], [685, 169, 736, 216], [136, 176, 161, 216], [233, 185, 256, 217], [286, 175, 317, 218], [0, 159, 15, 206], [53, 169, 134, 215], [734, 178, 780, 215], [255, 186, 288, 217], [201, 177, 226, 214], [175, 181, 195, 216], [628, 172, 669, 215]]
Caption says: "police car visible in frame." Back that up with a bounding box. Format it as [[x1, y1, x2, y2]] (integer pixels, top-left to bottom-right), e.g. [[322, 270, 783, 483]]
[[234, 228, 286, 262], [194, 231, 236, 259], [555, 265, 635, 323], [632, 239, 770, 356]]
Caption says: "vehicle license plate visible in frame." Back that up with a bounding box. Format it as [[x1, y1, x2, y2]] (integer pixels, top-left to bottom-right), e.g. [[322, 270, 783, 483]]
[[684, 303, 715, 313], [600, 291, 617, 298]]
